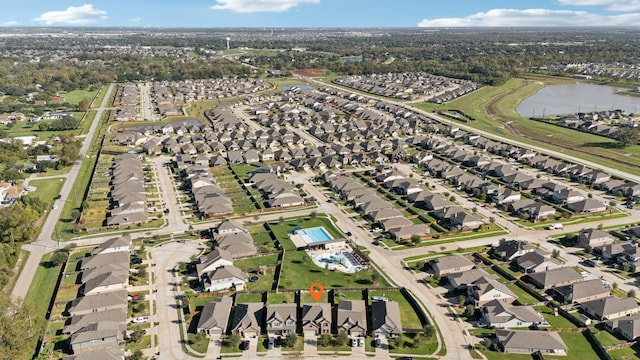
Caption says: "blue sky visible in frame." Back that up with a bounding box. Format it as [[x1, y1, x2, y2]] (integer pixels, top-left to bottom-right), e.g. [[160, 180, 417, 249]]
[[2, 0, 640, 27]]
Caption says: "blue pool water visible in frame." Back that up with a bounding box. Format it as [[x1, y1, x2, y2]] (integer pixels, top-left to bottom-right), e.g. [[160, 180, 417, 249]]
[[298, 227, 333, 244]]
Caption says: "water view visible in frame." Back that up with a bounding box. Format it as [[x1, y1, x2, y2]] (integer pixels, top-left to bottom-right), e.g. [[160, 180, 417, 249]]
[[516, 83, 640, 117]]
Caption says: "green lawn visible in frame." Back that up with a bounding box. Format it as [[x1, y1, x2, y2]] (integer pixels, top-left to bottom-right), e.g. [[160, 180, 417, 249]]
[[59, 88, 99, 105], [27, 178, 65, 206], [592, 328, 626, 347], [25, 254, 62, 316], [243, 266, 275, 292], [369, 290, 424, 329], [388, 332, 438, 355], [236, 293, 264, 303], [534, 306, 577, 329], [506, 284, 539, 305], [234, 254, 279, 270], [608, 344, 640, 360], [267, 292, 295, 304], [553, 332, 600, 360], [125, 335, 151, 352]]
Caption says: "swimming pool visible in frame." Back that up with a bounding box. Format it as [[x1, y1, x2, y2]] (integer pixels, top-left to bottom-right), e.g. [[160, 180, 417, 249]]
[[297, 227, 333, 244]]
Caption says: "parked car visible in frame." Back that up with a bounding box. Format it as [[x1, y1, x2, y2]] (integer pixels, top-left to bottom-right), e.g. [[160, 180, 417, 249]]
[[268, 338, 274, 349], [131, 257, 143, 265], [132, 316, 149, 323], [351, 338, 358, 347], [240, 340, 250, 350], [358, 337, 365, 347], [375, 338, 381, 348]]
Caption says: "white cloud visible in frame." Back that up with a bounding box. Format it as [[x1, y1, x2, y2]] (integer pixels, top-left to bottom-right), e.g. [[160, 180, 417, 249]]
[[417, 8, 640, 27], [210, 0, 320, 13], [34, 4, 107, 25], [558, 0, 640, 11], [1, 21, 20, 26], [130, 17, 142, 23]]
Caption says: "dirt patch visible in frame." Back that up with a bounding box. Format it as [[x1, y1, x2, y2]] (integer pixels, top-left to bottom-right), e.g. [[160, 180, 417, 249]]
[[291, 68, 324, 77]]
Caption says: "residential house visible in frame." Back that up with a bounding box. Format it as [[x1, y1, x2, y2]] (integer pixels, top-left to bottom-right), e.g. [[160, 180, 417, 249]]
[[468, 276, 517, 307], [581, 296, 640, 320], [567, 199, 607, 213], [495, 329, 568, 356], [482, 300, 548, 329], [448, 268, 494, 289], [232, 302, 264, 337], [337, 300, 367, 337], [514, 250, 561, 273], [66, 290, 128, 316], [68, 322, 125, 355], [91, 236, 132, 255], [201, 265, 247, 292], [197, 296, 233, 337], [371, 300, 402, 337], [429, 254, 475, 276], [577, 228, 615, 248], [490, 240, 536, 262], [389, 224, 430, 242], [265, 304, 297, 337], [605, 315, 640, 341], [301, 303, 332, 336], [526, 267, 584, 290], [553, 279, 610, 304]]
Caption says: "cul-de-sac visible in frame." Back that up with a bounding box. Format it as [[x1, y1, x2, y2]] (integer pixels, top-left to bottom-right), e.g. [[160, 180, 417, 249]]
[[1, 22, 640, 360]]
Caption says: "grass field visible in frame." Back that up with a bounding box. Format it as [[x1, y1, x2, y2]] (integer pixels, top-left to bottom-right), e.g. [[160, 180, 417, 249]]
[[59, 88, 99, 105], [27, 178, 65, 206], [418, 76, 640, 176]]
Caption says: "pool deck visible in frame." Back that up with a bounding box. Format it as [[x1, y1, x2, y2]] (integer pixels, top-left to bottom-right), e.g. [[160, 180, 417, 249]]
[[290, 233, 309, 249]]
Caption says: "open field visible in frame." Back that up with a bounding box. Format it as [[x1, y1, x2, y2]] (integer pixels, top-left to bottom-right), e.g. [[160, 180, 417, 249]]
[[59, 88, 99, 105], [416, 76, 640, 176], [27, 178, 65, 206]]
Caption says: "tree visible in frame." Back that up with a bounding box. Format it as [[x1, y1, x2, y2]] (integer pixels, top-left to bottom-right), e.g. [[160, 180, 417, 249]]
[[0, 294, 46, 359], [335, 331, 349, 346], [129, 328, 146, 343], [616, 127, 640, 147], [584, 245, 592, 255], [318, 333, 332, 347], [78, 98, 90, 111], [309, 211, 317, 219], [463, 304, 475, 317], [226, 333, 241, 348], [622, 262, 631, 273], [628, 289, 637, 298], [51, 248, 69, 266], [423, 324, 435, 338], [410, 234, 421, 246], [371, 272, 379, 284], [284, 333, 298, 347], [552, 249, 560, 259]]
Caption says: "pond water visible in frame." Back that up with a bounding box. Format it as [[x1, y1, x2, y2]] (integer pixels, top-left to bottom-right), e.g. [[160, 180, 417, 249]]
[[516, 83, 640, 117]]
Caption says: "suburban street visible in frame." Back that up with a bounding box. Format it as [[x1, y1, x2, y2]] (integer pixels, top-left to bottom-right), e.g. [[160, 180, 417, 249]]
[[12, 83, 115, 301]]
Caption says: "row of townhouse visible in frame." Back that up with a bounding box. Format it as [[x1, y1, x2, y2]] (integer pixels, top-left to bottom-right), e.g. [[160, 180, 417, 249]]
[[183, 163, 234, 218], [323, 170, 430, 241], [106, 154, 148, 226], [62, 236, 133, 359], [198, 298, 402, 340], [457, 130, 640, 199], [334, 72, 476, 102]]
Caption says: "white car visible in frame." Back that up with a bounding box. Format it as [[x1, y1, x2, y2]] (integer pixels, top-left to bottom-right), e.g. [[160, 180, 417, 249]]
[[132, 316, 149, 323], [52, 205, 58, 210]]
